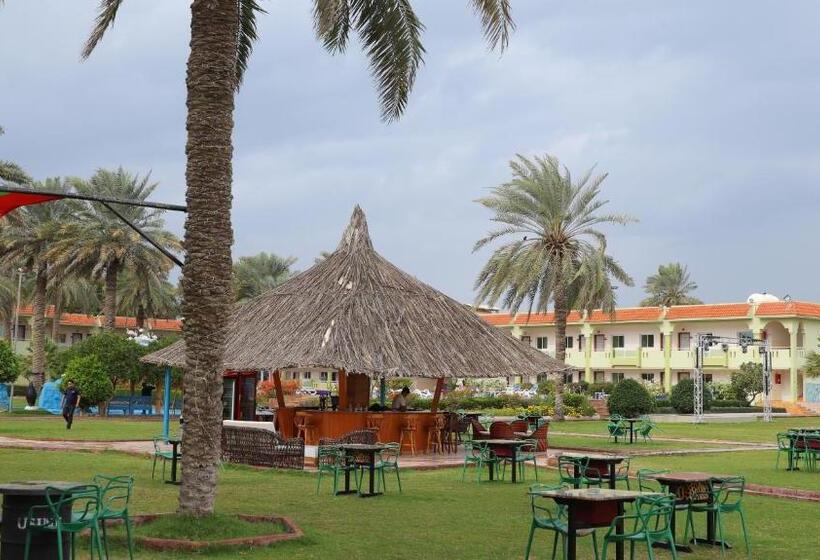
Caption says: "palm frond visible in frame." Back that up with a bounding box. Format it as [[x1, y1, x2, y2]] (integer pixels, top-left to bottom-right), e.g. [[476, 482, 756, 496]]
[[470, 0, 515, 51], [235, 0, 267, 89], [0, 161, 32, 185], [82, 0, 126, 59], [313, 0, 351, 53]]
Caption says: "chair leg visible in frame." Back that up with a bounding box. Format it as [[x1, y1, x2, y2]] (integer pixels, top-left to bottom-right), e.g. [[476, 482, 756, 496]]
[[124, 513, 135, 560], [592, 530, 600, 560], [524, 522, 536, 560], [629, 539, 635, 560], [551, 530, 559, 560], [395, 467, 402, 493], [717, 512, 726, 559], [739, 508, 751, 559], [101, 519, 109, 560], [316, 470, 322, 494], [600, 539, 608, 560], [56, 528, 64, 560]]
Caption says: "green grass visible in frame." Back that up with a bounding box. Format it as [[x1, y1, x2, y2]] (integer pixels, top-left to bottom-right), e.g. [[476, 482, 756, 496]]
[[552, 417, 820, 444], [0, 448, 818, 559], [114, 513, 285, 542], [0, 417, 164, 440], [549, 434, 733, 452]]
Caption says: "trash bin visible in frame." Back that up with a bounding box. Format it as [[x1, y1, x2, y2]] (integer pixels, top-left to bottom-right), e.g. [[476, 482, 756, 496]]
[[0, 482, 78, 560]]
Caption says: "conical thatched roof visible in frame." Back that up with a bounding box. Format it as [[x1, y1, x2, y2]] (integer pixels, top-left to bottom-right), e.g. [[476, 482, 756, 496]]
[[142, 206, 569, 378]]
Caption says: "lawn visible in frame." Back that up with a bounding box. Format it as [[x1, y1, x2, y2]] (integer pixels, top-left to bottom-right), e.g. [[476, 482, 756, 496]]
[[0, 417, 164, 441], [548, 434, 733, 452], [0, 448, 817, 559], [551, 417, 820, 444]]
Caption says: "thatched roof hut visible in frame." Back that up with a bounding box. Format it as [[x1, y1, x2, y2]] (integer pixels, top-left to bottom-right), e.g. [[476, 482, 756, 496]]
[[143, 206, 569, 379]]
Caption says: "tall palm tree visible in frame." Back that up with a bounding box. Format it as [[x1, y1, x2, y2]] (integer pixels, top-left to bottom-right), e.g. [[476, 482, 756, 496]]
[[48, 168, 181, 331], [0, 272, 17, 343], [81, 0, 514, 516], [47, 275, 101, 340], [232, 252, 296, 303], [118, 267, 178, 329], [474, 154, 635, 420], [640, 262, 702, 307], [0, 178, 75, 389], [0, 125, 32, 185]]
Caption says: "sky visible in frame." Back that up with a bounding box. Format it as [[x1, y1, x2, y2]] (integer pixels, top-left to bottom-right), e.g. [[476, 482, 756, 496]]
[[2, 1, 820, 308]]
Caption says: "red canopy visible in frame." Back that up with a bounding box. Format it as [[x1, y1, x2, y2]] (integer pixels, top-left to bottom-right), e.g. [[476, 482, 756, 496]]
[[0, 191, 64, 218]]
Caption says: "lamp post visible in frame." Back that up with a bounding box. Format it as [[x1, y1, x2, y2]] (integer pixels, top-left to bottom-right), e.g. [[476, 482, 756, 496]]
[[12, 267, 24, 353]]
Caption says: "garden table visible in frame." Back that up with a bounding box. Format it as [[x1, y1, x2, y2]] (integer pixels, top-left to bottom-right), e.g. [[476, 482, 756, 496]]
[[0, 481, 83, 560], [165, 437, 182, 485], [560, 452, 627, 489], [621, 418, 639, 444], [648, 471, 731, 553], [529, 487, 657, 560], [338, 443, 388, 498], [786, 431, 820, 470], [483, 439, 529, 483]]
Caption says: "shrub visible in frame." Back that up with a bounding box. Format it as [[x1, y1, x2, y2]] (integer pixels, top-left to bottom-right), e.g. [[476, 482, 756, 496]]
[[712, 399, 749, 408], [670, 378, 713, 413], [257, 380, 277, 400], [709, 382, 735, 401], [536, 379, 555, 395], [730, 363, 765, 405], [607, 379, 654, 417], [0, 340, 20, 384], [387, 377, 413, 391], [567, 381, 589, 394], [62, 355, 115, 408]]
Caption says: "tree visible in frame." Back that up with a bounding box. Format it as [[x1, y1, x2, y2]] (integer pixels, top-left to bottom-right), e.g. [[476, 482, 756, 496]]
[[47, 169, 181, 332], [730, 362, 765, 405], [640, 262, 702, 307], [0, 339, 20, 384], [473, 154, 634, 420], [0, 125, 32, 185], [47, 275, 101, 340], [670, 378, 713, 413], [62, 354, 114, 408], [805, 336, 820, 379], [65, 332, 144, 393], [117, 267, 178, 329], [232, 252, 296, 302], [0, 179, 76, 389], [82, 0, 514, 516]]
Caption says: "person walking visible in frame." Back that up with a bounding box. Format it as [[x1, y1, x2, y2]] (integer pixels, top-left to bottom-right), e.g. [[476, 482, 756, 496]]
[[61, 380, 80, 430]]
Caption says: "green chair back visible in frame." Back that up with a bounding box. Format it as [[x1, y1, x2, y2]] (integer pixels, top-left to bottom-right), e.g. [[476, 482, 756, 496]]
[[636, 468, 669, 493], [715, 476, 746, 509], [558, 455, 588, 485], [378, 443, 400, 466], [528, 484, 566, 526], [636, 494, 675, 535], [44, 485, 101, 530], [93, 475, 134, 517]]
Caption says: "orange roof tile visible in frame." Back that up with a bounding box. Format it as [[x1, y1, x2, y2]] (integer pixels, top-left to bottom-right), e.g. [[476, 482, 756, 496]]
[[756, 301, 820, 318], [15, 306, 182, 331], [588, 307, 662, 322], [665, 303, 750, 320]]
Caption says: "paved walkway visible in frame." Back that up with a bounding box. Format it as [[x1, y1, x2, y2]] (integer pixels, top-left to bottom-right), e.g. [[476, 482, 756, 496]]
[[550, 430, 776, 448], [0, 436, 153, 455]]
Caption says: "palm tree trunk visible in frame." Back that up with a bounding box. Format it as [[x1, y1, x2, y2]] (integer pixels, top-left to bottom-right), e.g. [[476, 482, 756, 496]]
[[103, 261, 119, 331], [178, 0, 237, 517], [136, 304, 146, 330], [553, 283, 568, 421], [3, 318, 11, 343], [51, 292, 62, 341], [30, 263, 48, 391]]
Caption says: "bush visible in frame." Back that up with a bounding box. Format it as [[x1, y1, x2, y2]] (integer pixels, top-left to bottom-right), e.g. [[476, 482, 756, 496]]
[[62, 355, 115, 408], [709, 382, 735, 401], [670, 378, 713, 413], [607, 379, 654, 417], [536, 379, 555, 395], [730, 363, 765, 405], [567, 381, 589, 394], [0, 340, 20, 384], [712, 399, 750, 408]]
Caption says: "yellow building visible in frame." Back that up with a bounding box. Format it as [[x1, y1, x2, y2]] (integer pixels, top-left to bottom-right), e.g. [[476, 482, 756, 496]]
[[479, 299, 820, 410]]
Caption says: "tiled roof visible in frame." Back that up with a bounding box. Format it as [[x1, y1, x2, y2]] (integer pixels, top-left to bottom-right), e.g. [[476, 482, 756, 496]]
[[756, 301, 820, 318], [588, 307, 662, 322], [15, 306, 182, 331], [664, 303, 751, 320]]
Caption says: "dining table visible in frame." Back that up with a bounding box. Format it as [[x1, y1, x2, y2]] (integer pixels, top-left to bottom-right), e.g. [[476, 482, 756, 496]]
[[165, 437, 183, 485], [785, 429, 820, 470], [529, 487, 659, 560], [338, 443, 388, 498], [648, 471, 731, 553], [560, 452, 628, 489], [482, 439, 530, 483]]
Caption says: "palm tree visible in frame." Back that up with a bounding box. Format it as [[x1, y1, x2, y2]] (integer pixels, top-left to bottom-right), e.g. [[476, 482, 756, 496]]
[[81, 0, 514, 516], [0, 272, 17, 343], [48, 169, 181, 331], [0, 178, 75, 389], [474, 154, 635, 420], [233, 252, 296, 302], [640, 262, 702, 307], [118, 267, 178, 329], [0, 125, 32, 185], [47, 275, 101, 340]]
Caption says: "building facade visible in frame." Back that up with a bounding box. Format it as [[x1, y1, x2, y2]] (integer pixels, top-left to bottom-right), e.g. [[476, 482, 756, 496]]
[[480, 300, 820, 406]]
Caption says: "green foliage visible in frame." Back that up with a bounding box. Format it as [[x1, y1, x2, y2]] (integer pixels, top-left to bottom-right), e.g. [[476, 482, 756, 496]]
[[587, 382, 615, 395], [536, 379, 555, 395], [730, 362, 765, 405], [232, 252, 296, 303], [387, 377, 413, 392], [139, 335, 183, 385], [712, 399, 750, 408], [607, 379, 654, 417], [0, 340, 20, 384], [55, 332, 143, 386], [62, 355, 114, 407], [639, 262, 702, 307], [709, 382, 736, 401], [669, 378, 713, 414], [804, 336, 820, 378]]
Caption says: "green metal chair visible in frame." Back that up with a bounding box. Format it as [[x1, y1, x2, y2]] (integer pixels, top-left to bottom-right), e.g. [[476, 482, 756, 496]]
[[501, 439, 539, 482], [684, 476, 751, 559], [636, 469, 670, 493], [525, 484, 599, 560], [601, 493, 678, 560], [607, 417, 627, 442], [775, 432, 797, 470], [614, 457, 631, 489], [316, 445, 359, 495], [374, 442, 402, 493], [93, 474, 135, 560], [151, 436, 174, 481], [637, 417, 657, 442], [800, 433, 820, 471], [461, 440, 500, 482], [558, 456, 602, 488], [24, 484, 104, 560]]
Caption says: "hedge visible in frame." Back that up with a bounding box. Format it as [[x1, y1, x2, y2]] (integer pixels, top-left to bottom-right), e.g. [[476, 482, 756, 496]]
[[607, 379, 654, 417]]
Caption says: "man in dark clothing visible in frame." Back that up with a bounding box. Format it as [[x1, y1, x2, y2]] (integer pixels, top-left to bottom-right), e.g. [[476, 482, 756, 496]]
[[62, 380, 80, 430]]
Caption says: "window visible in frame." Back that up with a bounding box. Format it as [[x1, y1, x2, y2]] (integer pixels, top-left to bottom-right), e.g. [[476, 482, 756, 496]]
[[660, 335, 665, 350], [677, 371, 690, 382], [536, 336, 549, 350], [594, 371, 606, 383], [563, 372, 575, 384], [641, 334, 655, 348], [704, 374, 713, 383], [612, 335, 625, 349], [641, 373, 656, 383], [594, 334, 606, 351], [320, 371, 328, 381], [565, 336, 573, 349], [520, 336, 531, 345], [71, 332, 83, 345], [57, 334, 67, 344], [612, 372, 625, 383], [578, 334, 585, 349], [331, 371, 338, 382], [303, 371, 312, 380], [678, 332, 691, 350], [16, 325, 27, 340]]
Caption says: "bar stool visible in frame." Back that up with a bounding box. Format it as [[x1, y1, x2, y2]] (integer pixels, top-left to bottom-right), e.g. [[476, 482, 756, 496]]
[[366, 414, 384, 440], [399, 416, 417, 455], [303, 416, 317, 444], [294, 414, 306, 440], [426, 414, 445, 454]]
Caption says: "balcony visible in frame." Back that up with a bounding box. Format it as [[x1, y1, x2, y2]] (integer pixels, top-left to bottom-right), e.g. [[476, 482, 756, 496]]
[[564, 349, 585, 368], [640, 348, 665, 369], [590, 351, 610, 369], [670, 350, 694, 369], [703, 349, 728, 368], [611, 349, 640, 367]]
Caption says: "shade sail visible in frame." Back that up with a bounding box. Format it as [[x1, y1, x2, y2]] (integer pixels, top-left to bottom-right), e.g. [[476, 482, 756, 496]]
[[0, 191, 63, 217], [143, 206, 570, 378]]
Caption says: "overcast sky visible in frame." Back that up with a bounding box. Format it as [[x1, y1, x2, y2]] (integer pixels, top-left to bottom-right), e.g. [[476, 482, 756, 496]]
[[2, 1, 820, 308]]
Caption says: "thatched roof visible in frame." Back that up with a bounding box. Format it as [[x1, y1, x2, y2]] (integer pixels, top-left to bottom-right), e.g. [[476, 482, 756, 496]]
[[142, 206, 570, 378]]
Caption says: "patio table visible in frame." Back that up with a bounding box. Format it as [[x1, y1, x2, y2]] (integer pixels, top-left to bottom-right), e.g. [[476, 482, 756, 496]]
[[560, 452, 627, 489], [165, 437, 182, 485], [648, 471, 731, 553], [786, 431, 820, 471], [617, 418, 639, 444], [338, 443, 388, 497], [529, 487, 659, 560], [0, 481, 84, 560], [483, 439, 530, 483]]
